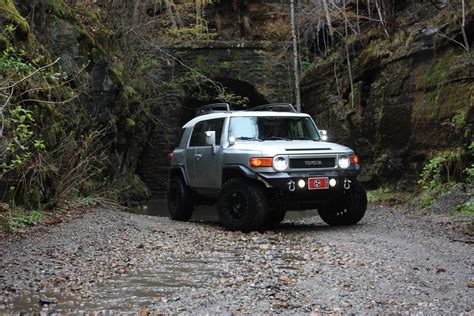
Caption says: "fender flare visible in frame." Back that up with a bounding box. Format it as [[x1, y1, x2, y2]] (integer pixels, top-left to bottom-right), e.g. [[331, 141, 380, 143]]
[[169, 166, 190, 186]]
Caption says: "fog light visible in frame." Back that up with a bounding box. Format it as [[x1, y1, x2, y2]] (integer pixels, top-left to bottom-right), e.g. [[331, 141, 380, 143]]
[[329, 178, 337, 187], [298, 179, 306, 188]]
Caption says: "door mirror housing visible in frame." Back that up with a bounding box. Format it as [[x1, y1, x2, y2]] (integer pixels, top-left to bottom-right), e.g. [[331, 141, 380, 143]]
[[205, 131, 216, 146], [320, 130, 328, 141]]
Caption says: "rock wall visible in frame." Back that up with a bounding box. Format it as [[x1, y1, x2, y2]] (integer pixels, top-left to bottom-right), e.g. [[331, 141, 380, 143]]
[[301, 4, 473, 187]]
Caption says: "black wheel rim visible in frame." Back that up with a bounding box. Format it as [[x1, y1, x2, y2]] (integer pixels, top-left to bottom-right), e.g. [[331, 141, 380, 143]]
[[223, 191, 247, 221]]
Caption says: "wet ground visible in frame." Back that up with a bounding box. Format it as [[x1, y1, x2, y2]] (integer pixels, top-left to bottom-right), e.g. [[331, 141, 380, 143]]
[[1, 201, 473, 314]]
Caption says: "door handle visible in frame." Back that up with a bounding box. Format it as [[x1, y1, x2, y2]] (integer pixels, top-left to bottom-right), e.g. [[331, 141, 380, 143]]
[[194, 153, 202, 161]]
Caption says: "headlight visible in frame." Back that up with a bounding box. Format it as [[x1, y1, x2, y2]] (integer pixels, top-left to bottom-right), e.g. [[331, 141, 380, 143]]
[[338, 155, 350, 169], [273, 156, 288, 171]]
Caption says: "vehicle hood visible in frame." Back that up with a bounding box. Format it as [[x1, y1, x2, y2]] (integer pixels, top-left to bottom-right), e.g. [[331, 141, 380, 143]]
[[229, 140, 353, 155]]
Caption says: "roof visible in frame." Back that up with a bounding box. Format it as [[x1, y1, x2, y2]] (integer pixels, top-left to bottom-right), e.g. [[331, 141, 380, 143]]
[[182, 111, 310, 128]]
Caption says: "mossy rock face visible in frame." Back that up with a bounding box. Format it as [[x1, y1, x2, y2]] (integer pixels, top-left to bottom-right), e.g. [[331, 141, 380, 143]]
[[300, 3, 473, 186], [0, 0, 30, 43]]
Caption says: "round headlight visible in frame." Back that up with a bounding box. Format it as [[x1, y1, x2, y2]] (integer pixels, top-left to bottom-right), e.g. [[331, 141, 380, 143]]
[[273, 156, 288, 172], [338, 155, 350, 169]]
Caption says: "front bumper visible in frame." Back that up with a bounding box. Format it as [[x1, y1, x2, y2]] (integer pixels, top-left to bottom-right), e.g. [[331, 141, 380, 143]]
[[255, 170, 359, 210], [257, 170, 358, 190]]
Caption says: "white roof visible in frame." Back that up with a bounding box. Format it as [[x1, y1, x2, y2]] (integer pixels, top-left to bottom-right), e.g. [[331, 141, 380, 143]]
[[183, 111, 310, 128]]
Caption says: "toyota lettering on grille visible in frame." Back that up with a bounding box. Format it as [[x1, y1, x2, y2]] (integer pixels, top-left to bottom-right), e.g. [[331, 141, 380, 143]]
[[304, 160, 323, 166]]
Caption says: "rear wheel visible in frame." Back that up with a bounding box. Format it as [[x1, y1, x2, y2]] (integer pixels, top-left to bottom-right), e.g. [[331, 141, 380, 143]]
[[168, 175, 194, 221], [318, 180, 367, 226], [217, 178, 267, 232]]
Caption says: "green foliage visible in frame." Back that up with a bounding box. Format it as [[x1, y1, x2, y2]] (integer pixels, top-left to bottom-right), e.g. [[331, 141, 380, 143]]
[[455, 198, 474, 215], [367, 186, 412, 205], [417, 148, 470, 207], [0, 46, 34, 74], [2, 106, 44, 171], [165, 24, 217, 41], [465, 142, 474, 184], [418, 154, 448, 194], [0, 206, 44, 233], [106, 173, 151, 203], [452, 109, 467, 128]]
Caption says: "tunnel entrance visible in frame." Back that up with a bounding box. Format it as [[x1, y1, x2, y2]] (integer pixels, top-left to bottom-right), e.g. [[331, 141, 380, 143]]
[[178, 78, 268, 127]]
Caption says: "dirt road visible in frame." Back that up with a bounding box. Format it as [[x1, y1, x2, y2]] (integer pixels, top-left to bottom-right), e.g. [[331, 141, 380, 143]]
[[1, 205, 472, 313]]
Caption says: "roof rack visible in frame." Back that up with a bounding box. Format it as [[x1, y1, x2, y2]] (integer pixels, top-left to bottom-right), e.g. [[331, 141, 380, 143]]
[[248, 103, 297, 113], [195, 103, 231, 116]]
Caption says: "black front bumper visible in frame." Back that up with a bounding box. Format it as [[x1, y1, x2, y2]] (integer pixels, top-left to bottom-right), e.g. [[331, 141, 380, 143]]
[[257, 170, 358, 190], [256, 170, 359, 210]]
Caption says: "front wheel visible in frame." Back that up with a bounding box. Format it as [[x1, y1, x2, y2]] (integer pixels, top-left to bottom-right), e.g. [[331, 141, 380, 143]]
[[217, 178, 268, 232], [265, 208, 286, 227], [168, 175, 194, 221], [318, 180, 367, 226]]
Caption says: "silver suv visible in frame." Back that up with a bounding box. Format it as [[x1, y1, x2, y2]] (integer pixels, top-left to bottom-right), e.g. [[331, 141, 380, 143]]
[[168, 103, 367, 231]]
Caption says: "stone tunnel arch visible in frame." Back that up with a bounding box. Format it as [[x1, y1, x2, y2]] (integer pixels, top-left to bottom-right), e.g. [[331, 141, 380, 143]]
[[178, 77, 268, 128], [137, 41, 293, 196]]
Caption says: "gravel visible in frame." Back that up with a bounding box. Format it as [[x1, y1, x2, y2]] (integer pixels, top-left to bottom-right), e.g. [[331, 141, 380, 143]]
[[0, 205, 473, 314]]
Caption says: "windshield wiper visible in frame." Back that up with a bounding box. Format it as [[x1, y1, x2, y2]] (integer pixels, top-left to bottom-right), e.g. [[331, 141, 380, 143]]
[[235, 136, 262, 142], [265, 136, 291, 141]]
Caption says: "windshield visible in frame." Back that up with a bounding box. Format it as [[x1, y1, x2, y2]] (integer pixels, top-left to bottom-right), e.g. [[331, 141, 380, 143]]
[[228, 116, 320, 141]]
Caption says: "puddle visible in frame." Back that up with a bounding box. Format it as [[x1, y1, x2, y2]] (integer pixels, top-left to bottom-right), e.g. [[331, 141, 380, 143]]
[[127, 199, 318, 222], [4, 201, 318, 313], [5, 260, 226, 314]]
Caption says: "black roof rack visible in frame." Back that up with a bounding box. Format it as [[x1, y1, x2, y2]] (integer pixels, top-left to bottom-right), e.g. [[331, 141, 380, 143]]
[[248, 103, 297, 113], [195, 103, 231, 116]]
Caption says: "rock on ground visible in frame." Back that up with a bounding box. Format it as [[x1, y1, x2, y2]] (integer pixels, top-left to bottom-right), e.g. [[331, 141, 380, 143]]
[[0, 206, 472, 313]]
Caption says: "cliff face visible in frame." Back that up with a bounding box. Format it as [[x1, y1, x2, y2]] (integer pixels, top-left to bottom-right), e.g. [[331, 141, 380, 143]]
[[2, 0, 472, 204], [0, 0, 151, 205], [301, 3, 473, 187]]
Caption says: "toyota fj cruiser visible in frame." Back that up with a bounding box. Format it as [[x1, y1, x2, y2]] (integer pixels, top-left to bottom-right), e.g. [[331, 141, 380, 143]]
[[168, 103, 367, 232]]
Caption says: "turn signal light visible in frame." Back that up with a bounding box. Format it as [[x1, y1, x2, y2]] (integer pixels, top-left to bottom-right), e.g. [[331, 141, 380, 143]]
[[249, 157, 273, 167], [167, 152, 173, 162], [350, 155, 359, 164]]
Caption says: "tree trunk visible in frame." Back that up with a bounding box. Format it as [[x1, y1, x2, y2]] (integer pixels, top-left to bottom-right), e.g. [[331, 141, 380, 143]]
[[461, 0, 470, 51], [291, 0, 301, 112]]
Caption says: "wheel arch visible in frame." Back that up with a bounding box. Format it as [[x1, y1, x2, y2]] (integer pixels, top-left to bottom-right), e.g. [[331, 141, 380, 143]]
[[169, 166, 190, 186], [222, 165, 258, 185]]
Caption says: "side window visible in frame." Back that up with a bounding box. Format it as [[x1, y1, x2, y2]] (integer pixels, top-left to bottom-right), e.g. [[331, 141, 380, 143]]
[[189, 121, 206, 147], [206, 118, 225, 145], [189, 118, 225, 147]]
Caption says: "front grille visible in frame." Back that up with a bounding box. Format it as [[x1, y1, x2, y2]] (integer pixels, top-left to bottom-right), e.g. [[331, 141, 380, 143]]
[[289, 157, 336, 169]]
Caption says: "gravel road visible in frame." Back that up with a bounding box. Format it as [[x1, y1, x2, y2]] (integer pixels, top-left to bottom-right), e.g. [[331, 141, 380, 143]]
[[0, 205, 473, 314]]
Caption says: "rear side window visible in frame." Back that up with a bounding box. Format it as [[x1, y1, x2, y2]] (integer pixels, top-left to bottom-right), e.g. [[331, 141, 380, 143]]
[[189, 118, 225, 147]]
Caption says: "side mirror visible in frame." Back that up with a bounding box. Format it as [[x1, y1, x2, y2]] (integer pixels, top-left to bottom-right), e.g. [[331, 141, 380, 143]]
[[205, 130, 216, 146], [320, 130, 328, 141], [228, 136, 236, 146]]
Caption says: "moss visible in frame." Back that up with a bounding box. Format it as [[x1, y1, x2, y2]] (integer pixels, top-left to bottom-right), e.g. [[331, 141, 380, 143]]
[[418, 50, 454, 90], [107, 64, 124, 87], [0, 33, 8, 50], [136, 58, 160, 75], [126, 118, 136, 128], [356, 38, 391, 67], [121, 85, 137, 103], [48, 0, 75, 21], [0, 0, 30, 37]]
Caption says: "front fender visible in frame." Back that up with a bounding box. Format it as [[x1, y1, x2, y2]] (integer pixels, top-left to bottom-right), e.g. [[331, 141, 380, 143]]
[[169, 166, 190, 186]]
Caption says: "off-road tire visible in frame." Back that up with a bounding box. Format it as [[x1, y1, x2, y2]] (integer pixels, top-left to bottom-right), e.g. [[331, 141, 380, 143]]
[[168, 175, 194, 221], [217, 178, 268, 232], [318, 179, 367, 226], [265, 208, 286, 227]]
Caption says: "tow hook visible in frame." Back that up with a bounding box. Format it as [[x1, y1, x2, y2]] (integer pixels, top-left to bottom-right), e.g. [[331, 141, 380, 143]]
[[287, 180, 296, 192], [344, 179, 351, 190]]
